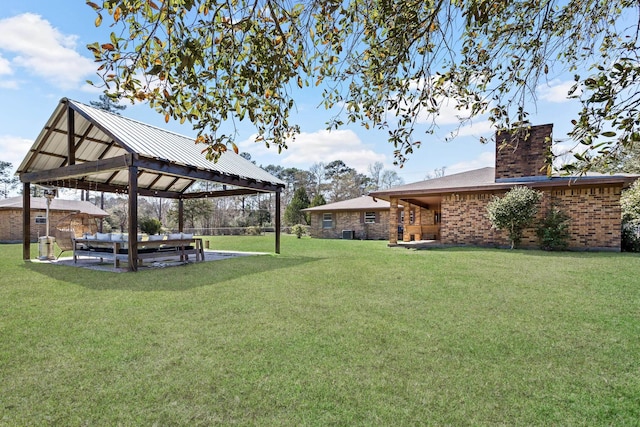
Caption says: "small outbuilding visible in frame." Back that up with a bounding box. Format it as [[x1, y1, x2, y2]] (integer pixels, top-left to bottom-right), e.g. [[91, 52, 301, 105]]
[[303, 196, 402, 240], [0, 196, 108, 243]]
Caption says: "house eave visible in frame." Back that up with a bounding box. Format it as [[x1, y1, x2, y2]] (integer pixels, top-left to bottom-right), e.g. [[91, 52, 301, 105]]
[[370, 175, 637, 200]]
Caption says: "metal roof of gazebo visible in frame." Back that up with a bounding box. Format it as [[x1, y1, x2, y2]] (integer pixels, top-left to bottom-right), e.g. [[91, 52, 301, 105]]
[[18, 98, 285, 269], [18, 98, 284, 197]]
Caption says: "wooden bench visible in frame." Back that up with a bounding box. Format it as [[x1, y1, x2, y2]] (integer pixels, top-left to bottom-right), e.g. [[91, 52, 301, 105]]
[[73, 238, 204, 268], [404, 225, 440, 241]]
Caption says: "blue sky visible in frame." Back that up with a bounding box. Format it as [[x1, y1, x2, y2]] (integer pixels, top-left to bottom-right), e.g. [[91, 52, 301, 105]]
[[0, 1, 584, 191]]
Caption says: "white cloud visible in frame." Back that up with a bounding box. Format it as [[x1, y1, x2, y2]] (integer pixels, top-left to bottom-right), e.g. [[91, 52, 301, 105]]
[[0, 54, 11, 75], [446, 151, 495, 175], [0, 134, 34, 172], [0, 79, 20, 89], [432, 97, 473, 126], [447, 119, 494, 139], [550, 137, 590, 168], [0, 13, 95, 90], [405, 78, 478, 126], [538, 79, 580, 103], [240, 129, 387, 173]]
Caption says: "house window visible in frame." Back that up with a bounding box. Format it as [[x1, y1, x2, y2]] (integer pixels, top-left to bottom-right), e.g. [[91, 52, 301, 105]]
[[35, 216, 46, 224], [322, 213, 333, 229], [364, 212, 376, 223]]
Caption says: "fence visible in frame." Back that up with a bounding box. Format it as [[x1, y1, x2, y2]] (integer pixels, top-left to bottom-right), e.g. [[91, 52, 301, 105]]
[[180, 226, 302, 236]]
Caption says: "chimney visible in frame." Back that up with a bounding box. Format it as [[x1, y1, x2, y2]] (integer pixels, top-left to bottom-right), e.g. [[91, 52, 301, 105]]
[[495, 123, 553, 181]]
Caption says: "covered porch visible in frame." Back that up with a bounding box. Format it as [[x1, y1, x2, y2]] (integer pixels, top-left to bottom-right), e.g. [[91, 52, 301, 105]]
[[388, 195, 442, 245]]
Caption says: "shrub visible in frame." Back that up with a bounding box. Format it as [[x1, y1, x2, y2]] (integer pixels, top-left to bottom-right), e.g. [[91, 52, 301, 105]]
[[621, 180, 640, 252], [487, 186, 543, 249], [536, 205, 570, 250], [622, 222, 640, 252], [139, 217, 163, 235], [291, 224, 307, 238], [245, 226, 263, 236]]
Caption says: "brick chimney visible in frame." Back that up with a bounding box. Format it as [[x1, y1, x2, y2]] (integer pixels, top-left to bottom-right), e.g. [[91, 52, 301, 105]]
[[495, 123, 553, 181]]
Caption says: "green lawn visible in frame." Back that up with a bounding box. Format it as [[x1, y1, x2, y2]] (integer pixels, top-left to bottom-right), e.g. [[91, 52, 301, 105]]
[[1, 236, 639, 425]]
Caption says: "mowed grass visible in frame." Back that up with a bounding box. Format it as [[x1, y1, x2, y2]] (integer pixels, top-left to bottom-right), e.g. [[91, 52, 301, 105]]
[[1, 236, 639, 425]]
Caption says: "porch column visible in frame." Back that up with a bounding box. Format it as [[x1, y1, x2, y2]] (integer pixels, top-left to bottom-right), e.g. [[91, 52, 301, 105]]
[[22, 182, 31, 260], [414, 205, 422, 240], [389, 197, 398, 245], [128, 166, 138, 272], [403, 203, 411, 242]]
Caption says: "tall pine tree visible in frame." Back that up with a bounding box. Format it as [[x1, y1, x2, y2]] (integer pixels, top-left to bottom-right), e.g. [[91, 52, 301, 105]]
[[284, 187, 310, 226]]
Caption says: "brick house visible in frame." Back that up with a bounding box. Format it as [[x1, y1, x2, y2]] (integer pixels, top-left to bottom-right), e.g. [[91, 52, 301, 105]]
[[369, 124, 639, 251], [303, 196, 399, 240], [0, 196, 108, 243]]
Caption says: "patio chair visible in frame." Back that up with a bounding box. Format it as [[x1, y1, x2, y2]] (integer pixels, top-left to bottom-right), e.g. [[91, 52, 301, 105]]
[[53, 213, 100, 258]]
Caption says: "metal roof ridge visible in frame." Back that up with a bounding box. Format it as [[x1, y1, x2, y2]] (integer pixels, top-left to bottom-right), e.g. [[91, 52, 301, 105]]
[[67, 98, 198, 140]]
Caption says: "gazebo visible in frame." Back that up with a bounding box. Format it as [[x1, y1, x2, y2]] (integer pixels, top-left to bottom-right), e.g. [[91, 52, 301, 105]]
[[17, 98, 285, 271]]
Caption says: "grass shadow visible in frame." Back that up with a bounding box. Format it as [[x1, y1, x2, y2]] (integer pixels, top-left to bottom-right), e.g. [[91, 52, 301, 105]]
[[414, 244, 633, 259], [22, 254, 320, 292]]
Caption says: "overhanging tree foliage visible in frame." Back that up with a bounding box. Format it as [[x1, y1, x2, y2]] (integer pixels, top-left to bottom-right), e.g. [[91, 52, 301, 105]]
[[87, 0, 639, 170], [487, 186, 542, 249]]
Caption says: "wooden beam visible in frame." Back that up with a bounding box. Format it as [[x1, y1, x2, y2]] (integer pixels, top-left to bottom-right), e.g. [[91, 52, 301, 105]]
[[180, 188, 267, 199], [22, 183, 30, 260], [178, 199, 184, 233], [128, 165, 138, 272], [49, 126, 112, 147], [19, 103, 67, 173], [275, 189, 281, 254], [133, 156, 284, 192], [20, 154, 133, 183], [164, 176, 182, 193], [61, 122, 98, 167], [69, 101, 138, 154], [67, 105, 75, 165]]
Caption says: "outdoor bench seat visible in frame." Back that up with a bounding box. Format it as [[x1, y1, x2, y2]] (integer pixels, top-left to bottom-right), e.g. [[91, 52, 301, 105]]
[[73, 238, 204, 268]]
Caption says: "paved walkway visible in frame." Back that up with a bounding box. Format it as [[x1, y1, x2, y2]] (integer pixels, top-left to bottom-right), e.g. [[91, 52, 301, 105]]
[[34, 249, 267, 272]]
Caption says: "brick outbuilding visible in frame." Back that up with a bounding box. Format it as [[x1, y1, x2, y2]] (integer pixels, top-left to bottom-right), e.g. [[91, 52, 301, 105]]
[[0, 196, 108, 243], [303, 196, 401, 240]]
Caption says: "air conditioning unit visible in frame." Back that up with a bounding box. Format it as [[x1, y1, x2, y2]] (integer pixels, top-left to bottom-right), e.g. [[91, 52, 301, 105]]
[[342, 230, 355, 240]]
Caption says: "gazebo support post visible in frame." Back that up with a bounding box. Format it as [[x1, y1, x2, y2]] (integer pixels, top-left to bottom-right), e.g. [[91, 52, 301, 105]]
[[22, 182, 31, 260], [67, 104, 75, 165], [178, 199, 184, 233], [128, 166, 138, 271], [275, 189, 281, 254]]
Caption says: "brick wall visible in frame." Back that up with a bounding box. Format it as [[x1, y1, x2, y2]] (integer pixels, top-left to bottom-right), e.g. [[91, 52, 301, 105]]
[[547, 186, 622, 249], [441, 192, 510, 247], [308, 210, 390, 240], [440, 185, 623, 250], [0, 209, 71, 242], [495, 124, 553, 180]]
